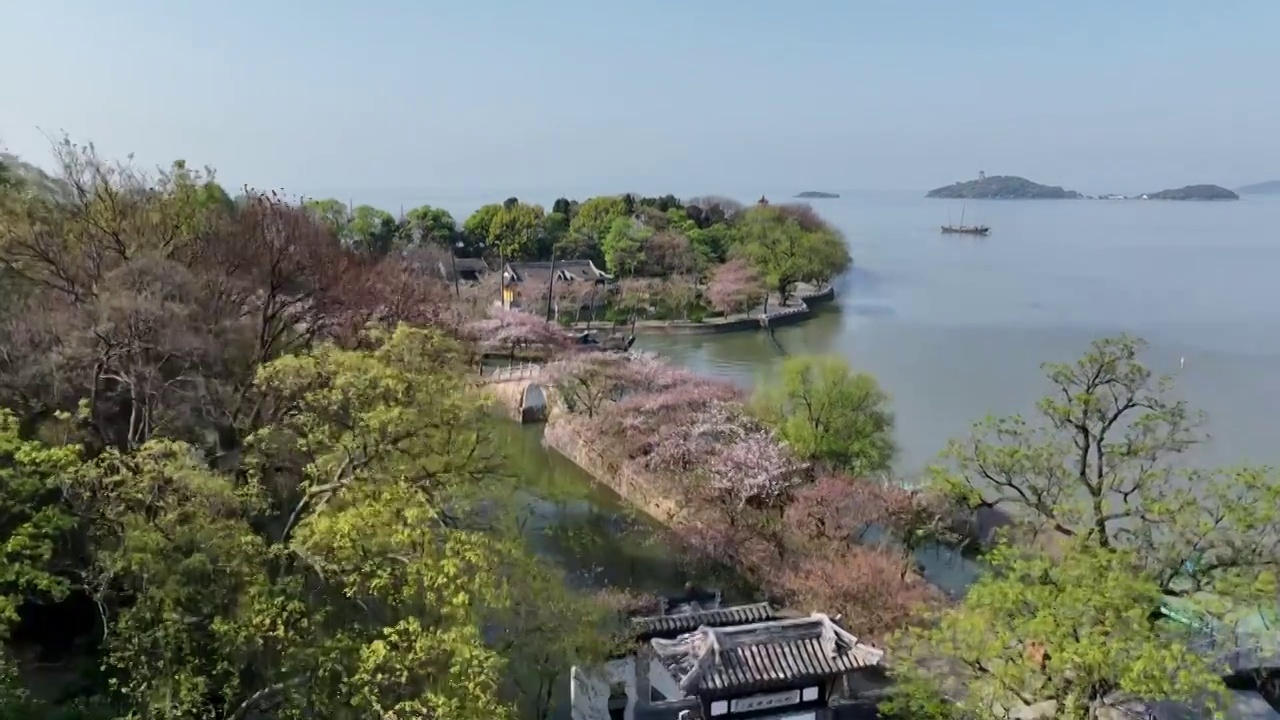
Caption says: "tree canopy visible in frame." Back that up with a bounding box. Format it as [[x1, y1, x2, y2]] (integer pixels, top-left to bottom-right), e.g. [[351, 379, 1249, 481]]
[[0, 140, 631, 719], [886, 542, 1227, 720], [932, 335, 1280, 616], [896, 335, 1280, 719], [753, 355, 896, 476]]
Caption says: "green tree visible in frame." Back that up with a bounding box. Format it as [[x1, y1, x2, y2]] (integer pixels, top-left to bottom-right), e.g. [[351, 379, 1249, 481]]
[[932, 335, 1280, 619], [349, 204, 400, 254], [404, 204, 457, 247], [884, 541, 1227, 720], [303, 198, 352, 240], [686, 222, 738, 265], [753, 355, 895, 475], [64, 326, 517, 719], [489, 202, 546, 260], [462, 203, 503, 253], [731, 205, 850, 302], [0, 157, 13, 192], [495, 554, 626, 720], [600, 217, 650, 276], [0, 410, 78, 632], [540, 211, 570, 258], [547, 196, 573, 215], [564, 196, 626, 260]]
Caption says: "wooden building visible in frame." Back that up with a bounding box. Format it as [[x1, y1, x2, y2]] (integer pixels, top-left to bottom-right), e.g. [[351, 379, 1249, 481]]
[[571, 589, 886, 720]]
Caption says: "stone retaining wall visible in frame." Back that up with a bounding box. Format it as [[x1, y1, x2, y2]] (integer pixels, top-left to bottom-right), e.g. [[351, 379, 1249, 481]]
[[542, 420, 684, 523]]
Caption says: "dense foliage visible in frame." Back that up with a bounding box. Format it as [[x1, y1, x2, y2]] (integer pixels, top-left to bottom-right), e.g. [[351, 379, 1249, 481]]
[[0, 140, 629, 719], [925, 175, 1082, 199], [292, 190, 850, 323], [884, 334, 1280, 719], [1145, 184, 1240, 201], [885, 542, 1228, 720], [752, 354, 896, 476]]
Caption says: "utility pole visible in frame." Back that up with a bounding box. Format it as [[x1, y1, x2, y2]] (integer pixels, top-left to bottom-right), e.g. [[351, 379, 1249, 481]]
[[544, 248, 558, 323], [449, 245, 461, 300], [498, 248, 506, 309]]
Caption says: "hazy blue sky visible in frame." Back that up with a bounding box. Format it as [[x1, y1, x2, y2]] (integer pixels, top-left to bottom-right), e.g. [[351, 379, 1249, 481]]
[[4, 0, 1277, 204]]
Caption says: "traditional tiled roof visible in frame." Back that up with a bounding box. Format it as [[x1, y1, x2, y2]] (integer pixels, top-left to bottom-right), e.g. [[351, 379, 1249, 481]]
[[505, 260, 612, 284], [438, 257, 491, 280], [631, 602, 778, 639], [453, 257, 491, 273], [651, 614, 884, 697]]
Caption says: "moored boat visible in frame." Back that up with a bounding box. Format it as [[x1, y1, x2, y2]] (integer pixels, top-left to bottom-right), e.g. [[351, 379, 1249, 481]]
[[941, 224, 991, 235]]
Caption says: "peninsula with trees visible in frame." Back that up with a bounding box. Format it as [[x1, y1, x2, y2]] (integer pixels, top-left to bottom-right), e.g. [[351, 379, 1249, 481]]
[[926, 173, 1082, 199], [1144, 184, 1239, 201]]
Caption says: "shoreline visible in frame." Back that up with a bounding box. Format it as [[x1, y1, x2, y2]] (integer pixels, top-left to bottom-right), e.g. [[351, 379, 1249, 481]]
[[562, 284, 836, 336]]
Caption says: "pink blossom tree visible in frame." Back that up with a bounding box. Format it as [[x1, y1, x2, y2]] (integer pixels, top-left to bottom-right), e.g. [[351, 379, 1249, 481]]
[[464, 306, 570, 360], [542, 353, 633, 418], [551, 280, 597, 324], [638, 400, 808, 507], [777, 545, 939, 641], [705, 259, 766, 316], [640, 231, 699, 277]]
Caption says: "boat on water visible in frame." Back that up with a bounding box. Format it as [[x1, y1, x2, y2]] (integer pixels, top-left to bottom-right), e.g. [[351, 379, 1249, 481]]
[[940, 205, 990, 235], [941, 224, 990, 235]]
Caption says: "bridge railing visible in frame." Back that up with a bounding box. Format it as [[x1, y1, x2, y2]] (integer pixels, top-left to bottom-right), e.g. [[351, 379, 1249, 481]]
[[481, 362, 544, 384]]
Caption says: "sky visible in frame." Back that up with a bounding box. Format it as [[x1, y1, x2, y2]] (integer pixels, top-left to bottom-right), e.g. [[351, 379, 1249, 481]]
[[3, 0, 1278, 206]]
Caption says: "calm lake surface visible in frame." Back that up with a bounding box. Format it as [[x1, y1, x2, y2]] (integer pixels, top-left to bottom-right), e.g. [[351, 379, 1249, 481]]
[[466, 190, 1280, 592]]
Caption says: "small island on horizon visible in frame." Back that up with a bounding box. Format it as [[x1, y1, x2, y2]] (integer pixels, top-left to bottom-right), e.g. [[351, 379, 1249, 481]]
[[794, 191, 840, 199], [926, 173, 1082, 200], [1237, 180, 1280, 195], [1144, 184, 1239, 201]]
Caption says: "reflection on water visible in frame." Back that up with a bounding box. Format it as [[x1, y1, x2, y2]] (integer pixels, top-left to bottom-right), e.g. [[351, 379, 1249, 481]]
[[493, 420, 759, 601], [494, 419, 980, 599]]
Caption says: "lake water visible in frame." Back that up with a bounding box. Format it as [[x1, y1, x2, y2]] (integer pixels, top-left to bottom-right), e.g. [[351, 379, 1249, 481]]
[[634, 191, 1280, 476]]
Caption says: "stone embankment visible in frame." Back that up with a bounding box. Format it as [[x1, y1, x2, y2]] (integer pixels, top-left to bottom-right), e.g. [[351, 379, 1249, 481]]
[[541, 421, 684, 523]]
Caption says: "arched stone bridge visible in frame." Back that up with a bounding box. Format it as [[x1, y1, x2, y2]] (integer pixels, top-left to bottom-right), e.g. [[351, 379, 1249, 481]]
[[477, 362, 552, 423]]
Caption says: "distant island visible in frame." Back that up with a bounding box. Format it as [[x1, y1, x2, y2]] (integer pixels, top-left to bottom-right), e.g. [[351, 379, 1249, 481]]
[[1145, 184, 1239, 201], [1237, 180, 1280, 195], [926, 174, 1082, 200], [794, 191, 840, 199]]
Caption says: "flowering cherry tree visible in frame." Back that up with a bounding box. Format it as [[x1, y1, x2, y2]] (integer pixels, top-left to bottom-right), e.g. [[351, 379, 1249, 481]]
[[640, 401, 809, 507], [778, 546, 939, 640], [542, 353, 633, 418], [547, 350, 806, 506], [705, 259, 766, 316], [464, 306, 570, 359]]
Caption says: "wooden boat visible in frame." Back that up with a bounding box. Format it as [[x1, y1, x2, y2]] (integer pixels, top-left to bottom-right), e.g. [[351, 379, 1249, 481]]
[[941, 205, 990, 235], [941, 224, 991, 235]]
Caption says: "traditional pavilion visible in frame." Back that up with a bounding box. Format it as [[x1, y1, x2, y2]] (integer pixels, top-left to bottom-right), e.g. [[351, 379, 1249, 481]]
[[570, 587, 886, 720]]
